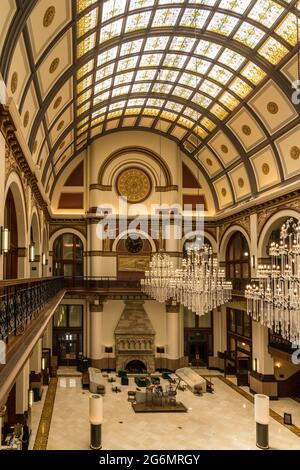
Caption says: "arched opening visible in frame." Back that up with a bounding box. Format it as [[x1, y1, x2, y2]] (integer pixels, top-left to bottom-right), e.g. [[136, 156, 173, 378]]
[[226, 232, 250, 286], [125, 360, 147, 374], [53, 233, 83, 278], [29, 212, 41, 278], [3, 189, 18, 279]]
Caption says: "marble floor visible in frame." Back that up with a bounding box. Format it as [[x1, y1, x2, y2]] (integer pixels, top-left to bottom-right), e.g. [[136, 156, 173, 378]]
[[45, 375, 300, 450]]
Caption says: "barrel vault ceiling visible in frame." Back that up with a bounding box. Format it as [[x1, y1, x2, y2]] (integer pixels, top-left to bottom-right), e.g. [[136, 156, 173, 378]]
[[0, 0, 300, 212]]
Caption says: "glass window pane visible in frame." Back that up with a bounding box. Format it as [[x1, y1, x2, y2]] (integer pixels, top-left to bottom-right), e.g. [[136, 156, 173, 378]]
[[53, 306, 67, 327], [69, 306, 83, 327], [229, 309, 235, 332], [236, 310, 243, 335], [243, 312, 251, 338], [64, 264, 73, 277], [75, 240, 83, 259], [75, 262, 83, 276], [63, 234, 74, 259], [242, 263, 249, 278]]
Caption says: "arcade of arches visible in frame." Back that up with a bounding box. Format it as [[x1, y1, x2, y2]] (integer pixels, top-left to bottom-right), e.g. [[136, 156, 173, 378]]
[[0, 0, 300, 453]]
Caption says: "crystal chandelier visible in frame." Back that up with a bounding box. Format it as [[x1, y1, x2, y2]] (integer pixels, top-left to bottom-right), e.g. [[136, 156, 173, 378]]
[[245, 218, 300, 346], [142, 244, 232, 315]]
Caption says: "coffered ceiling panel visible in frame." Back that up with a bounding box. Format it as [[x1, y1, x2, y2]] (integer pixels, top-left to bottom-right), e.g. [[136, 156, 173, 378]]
[[250, 145, 281, 191], [275, 124, 300, 179], [0, 0, 299, 212]]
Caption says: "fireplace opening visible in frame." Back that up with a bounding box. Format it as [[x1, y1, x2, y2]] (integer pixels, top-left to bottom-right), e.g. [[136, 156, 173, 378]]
[[125, 360, 147, 374]]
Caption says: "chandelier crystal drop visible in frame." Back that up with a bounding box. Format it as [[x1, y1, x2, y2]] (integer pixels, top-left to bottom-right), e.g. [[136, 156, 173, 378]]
[[141, 244, 232, 315], [245, 218, 300, 346]]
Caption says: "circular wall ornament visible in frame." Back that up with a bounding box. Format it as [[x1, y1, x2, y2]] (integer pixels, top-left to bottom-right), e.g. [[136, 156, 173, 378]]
[[57, 120, 64, 131], [221, 144, 228, 154], [43, 6, 56, 27], [125, 236, 143, 254], [11, 72, 18, 94], [242, 125, 251, 136], [290, 146, 300, 160], [23, 111, 29, 128], [206, 158, 213, 166], [116, 168, 151, 203], [267, 102, 278, 114], [238, 178, 244, 188], [262, 163, 270, 175], [53, 96, 62, 109], [49, 57, 60, 74], [221, 187, 227, 197]]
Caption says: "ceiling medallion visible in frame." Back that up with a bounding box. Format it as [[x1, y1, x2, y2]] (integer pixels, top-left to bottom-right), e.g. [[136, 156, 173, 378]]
[[221, 187, 227, 197], [238, 178, 244, 188], [57, 120, 65, 131], [116, 168, 152, 204], [262, 163, 270, 175], [23, 111, 29, 128], [49, 57, 60, 74], [267, 102, 279, 114], [242, 125, 251, 136], [43, 6, 56, 28], [53, 96, 62, 109], [206, 158, 213, 166], [221, 145, 228, 154], [11, 72, 18, 94], [290, 146, 300, 160]]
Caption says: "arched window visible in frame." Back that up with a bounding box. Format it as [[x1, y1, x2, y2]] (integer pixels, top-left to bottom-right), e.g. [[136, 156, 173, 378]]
[[226, 232, 250, 280], [53, 234, 83, 278]]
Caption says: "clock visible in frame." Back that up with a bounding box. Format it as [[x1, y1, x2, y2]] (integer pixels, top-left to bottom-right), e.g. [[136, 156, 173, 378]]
[[125, 236, 143, 254], [116, 168, 151, 203]]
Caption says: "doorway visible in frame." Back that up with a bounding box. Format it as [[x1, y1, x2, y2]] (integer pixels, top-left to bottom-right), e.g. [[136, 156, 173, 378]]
[[54, 331, 82, 366], [52, 305, 83, 366], [4, 189, 18, 279]]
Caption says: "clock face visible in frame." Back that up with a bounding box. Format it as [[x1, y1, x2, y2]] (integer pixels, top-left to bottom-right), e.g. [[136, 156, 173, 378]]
[[116, 168, 151, 203], [125, 236, 143, 254]]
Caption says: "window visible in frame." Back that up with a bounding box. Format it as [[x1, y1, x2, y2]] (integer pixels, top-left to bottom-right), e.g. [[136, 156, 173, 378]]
[[53, 234, 83, 278], [227, 308, 251, 339], [53, 305, 83, 328], [226, 232, 250, 280]]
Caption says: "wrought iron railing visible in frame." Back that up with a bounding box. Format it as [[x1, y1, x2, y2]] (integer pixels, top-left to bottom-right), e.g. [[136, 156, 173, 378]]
[[230, 278, 251, 293], [0, 277, 64, 342]]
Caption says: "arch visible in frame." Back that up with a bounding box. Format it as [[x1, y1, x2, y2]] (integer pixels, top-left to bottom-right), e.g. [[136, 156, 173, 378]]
[[219, 225, 251, 263], [30, 206, 41, 255], [97, 146, 174, 189], [49, 228, 87, 252], [4, 171, 27, 248], [258, 209, 300, 259], [112, 229, 156, 253], [181, 230, 217, 254]]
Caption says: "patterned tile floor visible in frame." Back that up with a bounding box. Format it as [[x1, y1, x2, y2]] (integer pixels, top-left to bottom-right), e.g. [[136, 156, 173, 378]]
[[31, 373, 300, 450]]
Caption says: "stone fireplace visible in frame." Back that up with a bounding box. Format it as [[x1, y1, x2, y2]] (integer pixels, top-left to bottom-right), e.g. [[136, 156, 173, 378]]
[[115, 300, 155, 373]]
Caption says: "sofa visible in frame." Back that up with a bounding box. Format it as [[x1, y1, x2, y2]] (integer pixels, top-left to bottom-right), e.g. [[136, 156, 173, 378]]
[[175, 367, 207, 394], [88, 367, 106, 394]]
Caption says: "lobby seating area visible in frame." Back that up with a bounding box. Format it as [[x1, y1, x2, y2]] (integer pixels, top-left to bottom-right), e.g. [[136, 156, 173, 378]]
[[176, 368, 207, 394], [88, 367, 106, 394]]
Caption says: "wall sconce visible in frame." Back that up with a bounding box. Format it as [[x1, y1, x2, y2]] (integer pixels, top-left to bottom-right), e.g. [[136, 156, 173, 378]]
[[253, 358, 258, 372], [0, 227, 10, 254], [42, 253, 47, 266], [251, 255, 256, 269], [41, 357, 46, 371], [275, 362, 281, 369], [28, 390, 34, 408], [29, 243, 35, 262]]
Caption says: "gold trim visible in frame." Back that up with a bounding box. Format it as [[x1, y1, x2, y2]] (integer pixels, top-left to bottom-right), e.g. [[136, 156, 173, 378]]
[[33, 377, 58, 450]]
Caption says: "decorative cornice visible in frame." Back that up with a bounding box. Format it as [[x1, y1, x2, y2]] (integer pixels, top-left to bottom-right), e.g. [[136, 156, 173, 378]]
[[0, 105, 50, 221]]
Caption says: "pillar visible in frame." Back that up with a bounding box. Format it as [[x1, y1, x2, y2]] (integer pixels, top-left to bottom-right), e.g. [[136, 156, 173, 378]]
[[30, 338, 42, 374], [166, 302, 183, 370], [90, 301, 103, 369], [213, 306, 227, 356], [165, 223, 180, 268], [250, 213, 258, 278], [15, 360, 30, 415], [0, 132, 5, 280], [42, 320, 53, 352], [250, 322, 277, 398]]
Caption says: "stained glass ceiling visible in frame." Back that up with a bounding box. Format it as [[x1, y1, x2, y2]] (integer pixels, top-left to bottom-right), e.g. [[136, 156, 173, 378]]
[[1, 0, 300, 203]]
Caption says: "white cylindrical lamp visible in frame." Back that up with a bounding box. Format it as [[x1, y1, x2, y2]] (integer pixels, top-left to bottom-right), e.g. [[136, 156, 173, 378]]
[[254, 394, 269, 449], [89, 394, 103, 449]]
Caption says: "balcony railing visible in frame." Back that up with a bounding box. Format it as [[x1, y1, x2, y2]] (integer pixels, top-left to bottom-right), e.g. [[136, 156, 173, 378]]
[[230, 278, 250, 293], [0, 277, 64, 342]]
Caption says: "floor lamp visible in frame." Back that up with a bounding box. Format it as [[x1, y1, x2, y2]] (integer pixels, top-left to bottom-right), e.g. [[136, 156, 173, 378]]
[[156, 347, 165, 372], [105, 346, 113, 372]]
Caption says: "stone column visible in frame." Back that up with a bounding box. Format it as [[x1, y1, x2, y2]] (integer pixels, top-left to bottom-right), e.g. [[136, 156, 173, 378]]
[[15, 360, 30, 415], [166, 302, 182, 370], [165, 223, 180, 268], [89, 221, 104, 277], [250, 213, 258, 278], [250, 321, 277, 398], [90, 300, 103, 369], [30, 338, 42, 374]]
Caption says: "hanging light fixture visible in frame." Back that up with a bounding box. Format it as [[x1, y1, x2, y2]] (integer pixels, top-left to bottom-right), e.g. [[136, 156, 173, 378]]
[[0, 227, 10, 254], [245, 218, 300, 346]]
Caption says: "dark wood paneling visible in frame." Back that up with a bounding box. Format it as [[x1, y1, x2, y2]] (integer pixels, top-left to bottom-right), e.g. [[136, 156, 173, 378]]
[[64, 162, 84, 187], [58, 193, 84, 209], [182, 163, 201, 188], [182, 194, 207, 211]]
